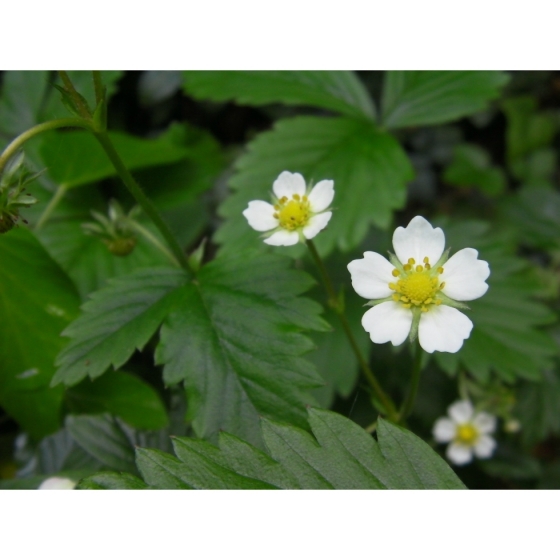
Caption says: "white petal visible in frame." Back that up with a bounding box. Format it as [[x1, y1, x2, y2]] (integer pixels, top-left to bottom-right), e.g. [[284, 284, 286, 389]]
[[242, 200, 279, 232], [433, 418, 456, 443], [474, 435, 497, 459], [447, 400, 474, 424], [418, 305, 473, 354], [272, 171, 306, 199], [38, 476, 76, 490], [264, 229, 299, 246], [361, 301, 413, 346], [308, 179, 334, 212], [440, 248, 490, 301], [446, 443, 473, 466], [347, 251, 395, 299], [392, 216, 445, 266], [473, 412, 497, 435], [302, 212, 332, 239]]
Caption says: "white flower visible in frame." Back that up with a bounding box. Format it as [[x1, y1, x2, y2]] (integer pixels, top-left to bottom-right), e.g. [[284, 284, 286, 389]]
[[243, 171, 334, 246], [38, 476, 76, 490], [433, 400, 497, 465], [347, 216, 490, 353]]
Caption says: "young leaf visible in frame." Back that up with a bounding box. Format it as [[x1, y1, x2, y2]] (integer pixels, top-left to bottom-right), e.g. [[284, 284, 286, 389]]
[[381, 71, 509, 129], [0, 228, 80, 438], [156, 250, 328, 447], [183, 70, 375, 119], [216, 116, 414, 257], [66, 371, 168, 430], [82, 408, 466, 489], [77, 472, 148, 490], [52, 267, 189, 386]]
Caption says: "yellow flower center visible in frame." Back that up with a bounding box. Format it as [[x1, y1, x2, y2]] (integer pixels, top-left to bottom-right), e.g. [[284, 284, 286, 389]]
[[389, 257, 445, 312], [455, 423, 479, 445], [273, 195, 311, 231]]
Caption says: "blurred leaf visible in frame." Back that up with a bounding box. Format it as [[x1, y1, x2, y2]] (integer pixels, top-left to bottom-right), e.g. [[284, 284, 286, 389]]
[[183, 71, 375, 119], [66, 414, 137, 473], [52, 267, 189, 386], [537, 461, 560, 489], [0, 228, 80, 438], [40, 127, 191, 189], [502, 95, 558, 182], [77, 472, 148, 489], [443, 143, 506, 197], [500, 186, 560, 250], [87, 409, 465, 489], [66, 371, 168, 430], [216, 116, 414, 257], [434, 220, 557, 383], [381, 71, 509, 129], [156, 250, 328, 447], [515, 368, 560, 446], [480, 444, 542, 480]]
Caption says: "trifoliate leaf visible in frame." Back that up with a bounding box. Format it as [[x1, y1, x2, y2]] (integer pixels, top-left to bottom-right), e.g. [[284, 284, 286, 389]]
[[80, 409, 465, 489], [183, 70, 375, 119], [381, 71, 510, 129], [156, 250, 329, 447], [52, 267, 189, 386], [0, 228, 80, 438], [434, 219, 557, 383], [66, 371, 168, 430], [216, 116, 414, 257]]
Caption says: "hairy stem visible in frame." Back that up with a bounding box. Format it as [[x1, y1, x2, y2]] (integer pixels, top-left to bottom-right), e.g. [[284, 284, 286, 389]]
[[306, 239, 399, 422], [35, 184, 68, 230], [92, 131, 192, 272], [399, 338, 423, 423]]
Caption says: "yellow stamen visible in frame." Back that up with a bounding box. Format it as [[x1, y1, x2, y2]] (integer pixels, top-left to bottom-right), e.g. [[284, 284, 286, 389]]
[[408, 258, 415, 265], [392, 269, 400, 277], [440, 282, 446, 289], [403, 264, 412, 271], [456, 424, 478, 445], [423, 257, 429, 264], [437, 267, 444, 274], [415, 265, 423, 272]]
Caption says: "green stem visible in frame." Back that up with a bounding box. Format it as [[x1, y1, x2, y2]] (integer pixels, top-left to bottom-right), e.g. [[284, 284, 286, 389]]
[[35, 184, 68, 230], [92, 131, 192, 273], [131, 221, 180, 267], [399, 338, 423, 423], [306, 239, 399, 422], [0, 118, 92, 177], [92, 71, 104, 106], [58, 71, 91, 118]]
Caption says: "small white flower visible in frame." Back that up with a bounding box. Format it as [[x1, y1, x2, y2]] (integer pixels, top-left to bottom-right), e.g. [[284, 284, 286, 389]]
[[243, 171, 334, 246], [433, 400, 497, 465], [38, 476, 76, 490], [347, 216, 490, 353]]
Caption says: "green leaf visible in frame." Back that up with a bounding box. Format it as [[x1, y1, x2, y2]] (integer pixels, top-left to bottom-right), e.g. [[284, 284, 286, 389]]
[[502, 96, 559, 182], [101, 408, 465, 489], [443, 143, 506, 197], [156, 250, 328, 447], [183, 70, 375, 119], [434, 219, 557, 383], [66, 414, 137, 473], [515, 368, 560, 446], [77, 472, 148, 489], [216, 116, 414, 256], [40, 127, 191, 189], [381, 71, 509, 129], [500, 186, 560, 251], [52, 267, 189, 386], [66, 371, 168, 430], [0, 228, 80, 438]]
